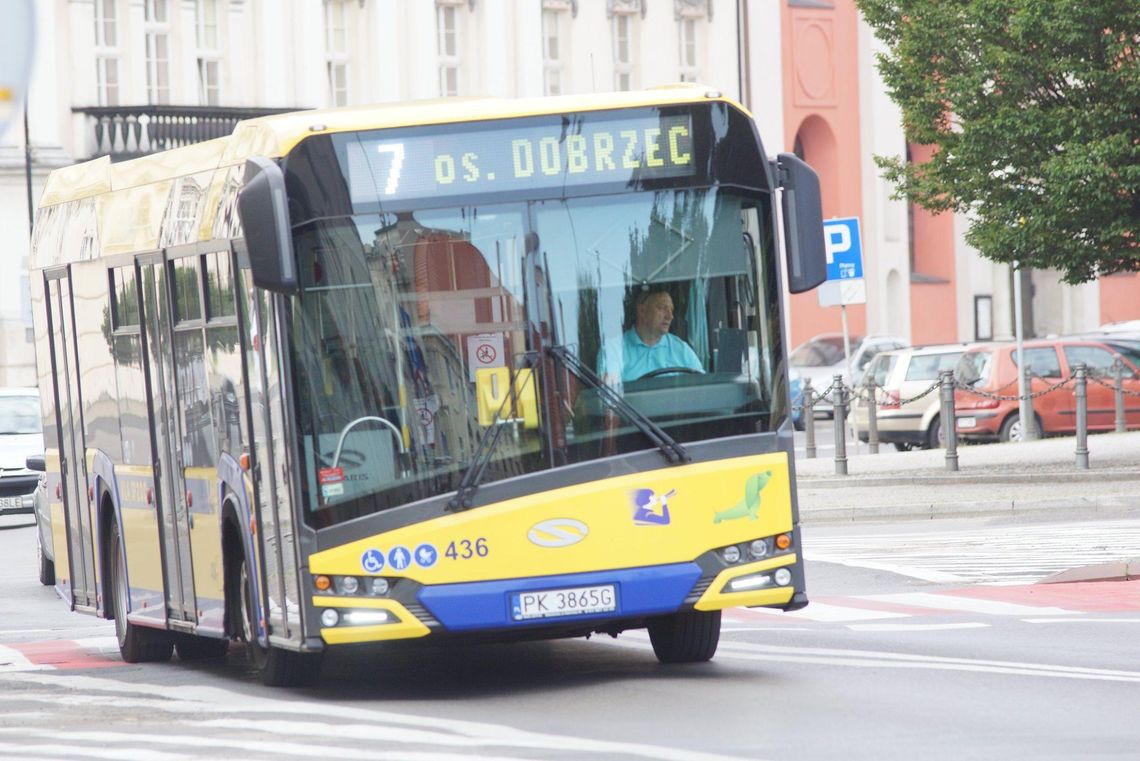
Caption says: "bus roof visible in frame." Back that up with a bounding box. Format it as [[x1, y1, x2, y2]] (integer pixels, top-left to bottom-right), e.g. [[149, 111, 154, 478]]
[[39, 85, 747, 208]]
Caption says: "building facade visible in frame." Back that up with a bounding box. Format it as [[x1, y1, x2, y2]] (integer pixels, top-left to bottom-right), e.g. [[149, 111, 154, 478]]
[[1, 0, 1134, 386]]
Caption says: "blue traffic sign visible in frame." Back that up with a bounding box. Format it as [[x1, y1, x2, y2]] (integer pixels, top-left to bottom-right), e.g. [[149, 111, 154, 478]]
[[823, 217, 863, 281]]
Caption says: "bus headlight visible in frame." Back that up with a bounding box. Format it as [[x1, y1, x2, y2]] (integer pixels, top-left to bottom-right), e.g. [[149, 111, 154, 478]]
[[320, 609, 340, 627], [336, 576, 360, 595], [749, 539, 769, 559], [727, 573, 772, 592], [722, 546, 741, 564], [368, 577, 390, 596], [342, 610, 392, 626], [774, 568, 793, 586]]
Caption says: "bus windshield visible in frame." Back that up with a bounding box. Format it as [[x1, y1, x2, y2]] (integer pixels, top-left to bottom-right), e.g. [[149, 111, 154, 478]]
[[290, 186, 784, 527]]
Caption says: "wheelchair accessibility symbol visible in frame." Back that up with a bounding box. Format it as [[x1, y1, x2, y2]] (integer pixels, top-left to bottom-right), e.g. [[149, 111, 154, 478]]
[[361, 548, 385, 574]]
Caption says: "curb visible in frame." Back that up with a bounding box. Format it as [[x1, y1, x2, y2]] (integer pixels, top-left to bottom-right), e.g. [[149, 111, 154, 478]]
[[799, 493, 1140, 524], [797, 470, 1140, 489], [1038, 559, 1140, 584]]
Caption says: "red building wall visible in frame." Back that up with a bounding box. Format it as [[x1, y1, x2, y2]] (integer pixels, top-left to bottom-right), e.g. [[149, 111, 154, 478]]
[[782, 0, 866, 348]]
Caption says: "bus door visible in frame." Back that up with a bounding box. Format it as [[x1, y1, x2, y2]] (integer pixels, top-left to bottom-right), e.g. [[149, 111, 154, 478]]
[[43, 268, 97, 611], [138, 257, 197, 625], [239, 279, 298, 641]]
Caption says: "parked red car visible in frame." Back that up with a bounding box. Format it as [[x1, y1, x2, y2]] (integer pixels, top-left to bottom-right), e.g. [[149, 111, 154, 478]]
[[954, 339, 1140, 442]]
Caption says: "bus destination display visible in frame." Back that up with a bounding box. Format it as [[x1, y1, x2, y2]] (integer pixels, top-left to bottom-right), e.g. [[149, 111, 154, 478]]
[[340, 114, 694, 204]]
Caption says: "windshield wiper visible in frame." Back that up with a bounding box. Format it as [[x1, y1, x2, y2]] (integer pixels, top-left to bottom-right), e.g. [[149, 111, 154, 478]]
[[448, 357, 539, 512], [546, 344, 690, 466]]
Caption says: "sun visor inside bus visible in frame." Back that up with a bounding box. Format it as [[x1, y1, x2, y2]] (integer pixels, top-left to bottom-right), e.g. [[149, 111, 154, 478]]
[[238, 156, 299, 294]]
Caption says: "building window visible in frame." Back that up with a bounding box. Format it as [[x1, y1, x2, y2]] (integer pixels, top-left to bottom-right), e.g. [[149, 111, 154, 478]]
[[437, 2, 465, 96], [94, 0, 120, 106], [144, 0, 171, 104], [196, 0, 221, 105], [542, 6, 567, 96], [678, 17, 699, 82], [612, 12, 636, 91], [325, 0, 349, 106]]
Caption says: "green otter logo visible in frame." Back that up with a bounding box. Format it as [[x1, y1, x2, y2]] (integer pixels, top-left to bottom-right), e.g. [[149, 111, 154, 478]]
[[713, 470, 773, 523]]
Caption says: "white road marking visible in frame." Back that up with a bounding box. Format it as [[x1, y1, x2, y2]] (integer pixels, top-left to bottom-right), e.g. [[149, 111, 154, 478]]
[[0, 645, 49, 673], [601, 634, 1140, 682], [1022, 618, 1140, 624], [803, 553, 969, 583], [1, 672, 757, 761], [0, 729, 543, 761], [846, 622, 991, 632], [861, 592, 1080, 617], [775, 601, 911, 622], [804, 519, 1140, 585]]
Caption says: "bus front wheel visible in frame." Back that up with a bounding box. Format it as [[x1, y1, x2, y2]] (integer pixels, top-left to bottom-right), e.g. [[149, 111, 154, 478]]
[[238, 555, 322, 687], [109, 521, 173, 663], [647, 610, 721, 664]]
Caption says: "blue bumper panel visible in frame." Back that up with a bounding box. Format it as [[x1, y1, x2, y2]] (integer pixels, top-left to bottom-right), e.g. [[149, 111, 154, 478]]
[[418, 562, 703, 631]]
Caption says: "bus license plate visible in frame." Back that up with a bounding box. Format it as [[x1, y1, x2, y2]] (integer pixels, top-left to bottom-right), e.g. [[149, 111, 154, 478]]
[[511, 584, 616, 621]]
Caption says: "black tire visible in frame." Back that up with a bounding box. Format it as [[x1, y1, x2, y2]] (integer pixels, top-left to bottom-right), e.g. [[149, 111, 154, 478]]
[[925, 416, 942, 450], [238, 554, 322, 687], [36, 529, 55, 586], [175, 633, 229, 661], [647, 610, 721, 664], [893, 442, 913, 452], [109, 521, 173, 663], [999, 412, 1043, 443]]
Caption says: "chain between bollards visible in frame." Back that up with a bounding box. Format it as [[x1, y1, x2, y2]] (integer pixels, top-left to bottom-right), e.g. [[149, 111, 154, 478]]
[[803, 377, 817, 459], [939, 370, 958, 472], [832, 373, 848, 476], [1074, 362, 1089, 469]]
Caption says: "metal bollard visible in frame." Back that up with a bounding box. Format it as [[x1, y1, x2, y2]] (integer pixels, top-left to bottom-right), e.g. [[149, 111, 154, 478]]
[[1075, 362, 1089, 469], [1021, 365, 1039, 441], [865, 378, 879, 454], [803, 378, 817, 459], [1114, 358, 1126, 433], [939, 370, 958, 472], [833, 374, 848, 476]]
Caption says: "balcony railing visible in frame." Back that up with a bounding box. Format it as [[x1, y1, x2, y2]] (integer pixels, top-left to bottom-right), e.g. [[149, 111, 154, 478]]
[[73, 105, 299, 161]]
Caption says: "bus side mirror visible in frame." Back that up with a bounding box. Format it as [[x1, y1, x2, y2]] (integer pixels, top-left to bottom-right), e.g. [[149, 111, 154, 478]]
[[238, 156, 298, 295], [775, 153, 827, 294]]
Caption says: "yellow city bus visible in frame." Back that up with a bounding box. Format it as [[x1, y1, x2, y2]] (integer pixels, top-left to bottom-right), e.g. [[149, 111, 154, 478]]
[[29, 85, 827, 685]]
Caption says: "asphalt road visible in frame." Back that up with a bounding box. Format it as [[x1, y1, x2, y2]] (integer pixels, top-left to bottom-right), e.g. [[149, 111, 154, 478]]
[[2, 513, 1139, 760]]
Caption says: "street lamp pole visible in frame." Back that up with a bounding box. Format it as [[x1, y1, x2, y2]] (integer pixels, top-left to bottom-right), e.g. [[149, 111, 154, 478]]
[[1012, 260, 1036, 441]]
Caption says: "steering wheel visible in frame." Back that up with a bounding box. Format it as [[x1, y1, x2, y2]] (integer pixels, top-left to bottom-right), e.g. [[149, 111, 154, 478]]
[[634, 366, 702, 380]]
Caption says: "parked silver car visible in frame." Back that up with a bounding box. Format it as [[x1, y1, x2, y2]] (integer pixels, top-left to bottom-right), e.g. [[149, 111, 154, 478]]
[[789, 333, 908, 414], [0, 388, 43, 519]]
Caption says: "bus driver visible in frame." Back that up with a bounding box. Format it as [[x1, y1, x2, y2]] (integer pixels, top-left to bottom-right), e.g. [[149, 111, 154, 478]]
[[598, 289, 704, 383]]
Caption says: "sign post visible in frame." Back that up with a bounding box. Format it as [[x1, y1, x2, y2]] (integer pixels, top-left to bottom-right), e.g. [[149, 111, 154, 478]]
[[818, 217, 866, 381]]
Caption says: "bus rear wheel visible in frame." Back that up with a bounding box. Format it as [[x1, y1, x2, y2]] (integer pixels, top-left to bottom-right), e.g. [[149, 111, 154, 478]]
[[238, 555, 322, 687], [647, 610, 721, 664], [109, 521, 173, 663]]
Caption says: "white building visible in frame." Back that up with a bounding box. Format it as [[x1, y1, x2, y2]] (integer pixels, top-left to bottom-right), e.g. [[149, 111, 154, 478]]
[[1, 0, 1126, 386]]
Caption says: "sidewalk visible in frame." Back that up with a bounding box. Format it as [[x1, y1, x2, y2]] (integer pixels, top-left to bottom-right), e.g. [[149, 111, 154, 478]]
[[795, 429, 1140, 523], [794, 431, 1140, 583]]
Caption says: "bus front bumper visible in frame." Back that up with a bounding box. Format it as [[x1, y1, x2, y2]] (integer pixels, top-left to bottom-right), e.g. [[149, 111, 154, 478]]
[[313, 554, 799, 645]]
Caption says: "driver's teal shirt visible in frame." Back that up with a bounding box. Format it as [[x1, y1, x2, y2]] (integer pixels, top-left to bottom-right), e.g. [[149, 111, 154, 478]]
[[598, 329, 704, 382]]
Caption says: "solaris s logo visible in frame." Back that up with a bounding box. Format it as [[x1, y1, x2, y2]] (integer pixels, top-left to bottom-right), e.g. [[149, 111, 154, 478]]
[[527, 518, 589, 548]]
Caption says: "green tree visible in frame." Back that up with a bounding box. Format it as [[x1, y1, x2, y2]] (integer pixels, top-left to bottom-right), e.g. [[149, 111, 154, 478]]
[[857, 0, 1139, 283]]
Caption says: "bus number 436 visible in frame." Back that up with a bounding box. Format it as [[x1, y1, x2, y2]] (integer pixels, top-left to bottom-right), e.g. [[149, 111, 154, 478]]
[[445, 537, 489, 560]]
